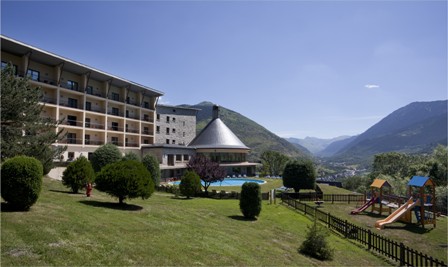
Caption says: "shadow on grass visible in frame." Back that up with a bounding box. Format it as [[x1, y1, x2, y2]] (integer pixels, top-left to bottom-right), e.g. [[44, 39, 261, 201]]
[[1, 202, 29, 213], [228, 215, 257, 221], [171, 196, 194, 200], [49, 189, 81, 195], [79, 200, 143, 211], [386, 224, 434, 234]]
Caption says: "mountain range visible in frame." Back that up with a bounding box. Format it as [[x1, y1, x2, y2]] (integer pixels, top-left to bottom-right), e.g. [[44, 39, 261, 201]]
[[180, 100, 447, 164]]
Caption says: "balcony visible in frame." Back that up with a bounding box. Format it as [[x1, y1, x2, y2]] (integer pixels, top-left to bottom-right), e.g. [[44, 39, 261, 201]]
[[125, 142, 139, 147], [86, 106, 106, 114], [125, 127, 139, 134], [108, 125, 124, 132], [107, 110, 124, 117], [61, 138, 83, 145], [65, 120, 83, 127], [142, 130, 154, 136], [84, 140, 105, 146], [41, 96, 57, 104], [60, 99, 82, 110], [142, 117, 154, 123], [108, 141, 123, 146]]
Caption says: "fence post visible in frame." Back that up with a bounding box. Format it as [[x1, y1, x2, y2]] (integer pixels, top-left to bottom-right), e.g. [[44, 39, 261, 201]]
[[332, 194, 334, 204], [367, 229, 372, 250], [327, 213, 330, 228], [399, 242, 405, 267], [348, 195, 351, 204], [344, 220, 348, 238]]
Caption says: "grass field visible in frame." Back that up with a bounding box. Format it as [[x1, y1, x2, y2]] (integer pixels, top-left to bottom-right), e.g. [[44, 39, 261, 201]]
[[1, 177, 392, 266]]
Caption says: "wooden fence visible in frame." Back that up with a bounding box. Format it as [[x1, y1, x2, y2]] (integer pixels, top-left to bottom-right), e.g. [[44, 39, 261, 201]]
[[281, 194, 446, 267], [284, 192, 365, 204]]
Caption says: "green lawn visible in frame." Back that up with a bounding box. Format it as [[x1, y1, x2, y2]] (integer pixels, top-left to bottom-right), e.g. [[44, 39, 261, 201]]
[[1, 177, 391, 266]]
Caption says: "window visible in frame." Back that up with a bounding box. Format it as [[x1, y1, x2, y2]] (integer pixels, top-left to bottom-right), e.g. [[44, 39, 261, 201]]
[[67, 133, 77, 144], [67, 80, 78, 91], [183, 121, 186, 126], [172, 117, 176, 123], [125, 124, 129, 132], [166, 128, 170, 135], [144, 102, 150, 109], [176, 154, 182, 161], [67, 115, 77, 126], [166, 139, 170, 144], [143, 139, 149, 144], [166, 116, 170, 123], [86, 101, 91, 111], [86, 86, 93, 95], [111, 122, 119, 131], [126, 97, 130, 104], [68, 98, 78, 108], [144, 114, 149, 121], [85, 118, 91, 128], [155, 126, 160, 134], [111, 92, 120, 101], [112, 107, 119, 116], [85, 134, 90, 145], [172, 140, 176, 145], [172, 128, 176, 134], [156, 114, 160, 121], [183, 132, 185, 137], [125, 138, 129, 146], [111, 137, 119, 145], [145, 127, 150, 135], [184, 155, 190, 161], [26, 69, 39, 81], [126, 110, 130, 118], [68, 152, 75, 161]]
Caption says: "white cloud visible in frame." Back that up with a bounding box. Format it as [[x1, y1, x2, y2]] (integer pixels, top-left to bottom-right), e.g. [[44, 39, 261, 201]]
[[158, 96, 170, 105], [365, 84, 380, 89]]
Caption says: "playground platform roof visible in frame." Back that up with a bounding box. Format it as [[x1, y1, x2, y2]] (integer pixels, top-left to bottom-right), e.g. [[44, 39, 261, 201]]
[[408, 176, 434, 187], [371, 179, 391, 189]]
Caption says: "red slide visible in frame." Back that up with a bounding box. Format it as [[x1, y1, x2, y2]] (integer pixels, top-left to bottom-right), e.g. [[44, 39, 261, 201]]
[[350, 197, 377, 215]]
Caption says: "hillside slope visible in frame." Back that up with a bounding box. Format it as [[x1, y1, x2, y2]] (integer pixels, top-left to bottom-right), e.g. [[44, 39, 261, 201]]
[[181, 102, 311, 161], [334, 100, 447, 161]]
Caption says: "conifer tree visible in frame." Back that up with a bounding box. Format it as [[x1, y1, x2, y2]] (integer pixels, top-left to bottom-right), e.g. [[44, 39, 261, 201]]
[[1, 63, 65, 174]]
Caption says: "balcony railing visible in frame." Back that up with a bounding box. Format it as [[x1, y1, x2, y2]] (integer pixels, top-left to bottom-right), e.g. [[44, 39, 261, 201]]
[[84, 140, 105, 146], [86, 91, 105, 98], [61, 138, 83, 145], [108, 126, 124, 132], [107, 141, 123, 146], [65, 120, 83, 127], [41, 96, 57, 104], [59, 99, 82, 110], [125, 127, 139, 134], [125, 142, 139, 147], [142, 130, 154, 135], [107, 110, 124, 117], [85, 122, 105, 130], [142, 117, 154, 123], [126, 114, 140, 120], [86, 106, 106, 113]]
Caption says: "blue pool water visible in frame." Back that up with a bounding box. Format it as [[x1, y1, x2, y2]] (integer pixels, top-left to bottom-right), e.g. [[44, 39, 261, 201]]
[[172, 178, 266, 187]]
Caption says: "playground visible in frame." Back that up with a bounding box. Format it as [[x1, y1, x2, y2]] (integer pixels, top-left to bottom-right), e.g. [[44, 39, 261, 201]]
[[312, 176, 447, 262]]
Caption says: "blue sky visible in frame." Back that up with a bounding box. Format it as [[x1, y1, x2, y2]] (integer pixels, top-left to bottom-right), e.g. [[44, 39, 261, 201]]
[[2, 1, 446, 139]]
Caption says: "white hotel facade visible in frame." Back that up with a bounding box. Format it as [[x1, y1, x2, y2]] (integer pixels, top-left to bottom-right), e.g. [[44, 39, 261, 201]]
[[1, 35, 163, 161]]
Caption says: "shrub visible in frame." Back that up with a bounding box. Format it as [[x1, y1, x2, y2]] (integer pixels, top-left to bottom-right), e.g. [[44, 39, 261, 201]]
[[1, 156, 43, 210], [239, 182, 262, 219], [90, 144, 122, 172], [62, 156, 95, 193], [179, 171, 201, 198], [299, 219, 334, 261], [95, 160, 154, 204], [122, 152, 140, 161], [142, 154, 161, 186]]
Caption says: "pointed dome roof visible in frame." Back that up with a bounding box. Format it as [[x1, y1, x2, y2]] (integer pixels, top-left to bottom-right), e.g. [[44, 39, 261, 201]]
[[188, 105, 249, 150]]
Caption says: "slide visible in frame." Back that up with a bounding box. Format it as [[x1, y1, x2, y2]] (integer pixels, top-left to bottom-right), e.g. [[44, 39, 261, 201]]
[[375, 197, 419, 230], [350, 197, 377, 215]]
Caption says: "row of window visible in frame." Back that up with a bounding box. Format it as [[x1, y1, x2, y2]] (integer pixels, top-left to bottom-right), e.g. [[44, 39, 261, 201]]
[[66, 133, 150, 145], [66, 115, 152, 134]]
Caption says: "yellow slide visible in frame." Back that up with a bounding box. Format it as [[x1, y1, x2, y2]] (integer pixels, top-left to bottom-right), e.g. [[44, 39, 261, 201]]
[[375, 197, 419, 230]]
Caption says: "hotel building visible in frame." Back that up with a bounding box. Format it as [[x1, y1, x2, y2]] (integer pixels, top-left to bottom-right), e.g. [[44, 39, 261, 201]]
[[1, 35, 163, 161]]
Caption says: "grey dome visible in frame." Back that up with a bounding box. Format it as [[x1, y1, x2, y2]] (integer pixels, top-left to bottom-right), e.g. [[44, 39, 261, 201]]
[[188, 118, 249, 150]]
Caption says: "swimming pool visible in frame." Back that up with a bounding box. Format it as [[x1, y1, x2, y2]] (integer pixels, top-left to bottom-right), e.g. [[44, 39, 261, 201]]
[[172, 178, 266, 187]]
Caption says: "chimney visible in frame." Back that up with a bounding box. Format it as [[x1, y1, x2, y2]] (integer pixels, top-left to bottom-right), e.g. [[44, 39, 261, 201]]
[[212, 105, 220, 119]]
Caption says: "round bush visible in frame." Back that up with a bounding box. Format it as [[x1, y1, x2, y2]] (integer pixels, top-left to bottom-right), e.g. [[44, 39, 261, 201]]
[[179, 171, 201, 198], [62, 156, 95, 193], [239, 182, 262, 219], [299, 220, 334, 260], [283, 160, 316, 193], [95, 160, 154, 204], [90, 144, 122, 172], [1, 156, 43, 210]]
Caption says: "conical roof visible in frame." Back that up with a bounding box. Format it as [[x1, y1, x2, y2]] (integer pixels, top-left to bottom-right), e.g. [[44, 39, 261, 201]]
[[188, 118, 249, 150]]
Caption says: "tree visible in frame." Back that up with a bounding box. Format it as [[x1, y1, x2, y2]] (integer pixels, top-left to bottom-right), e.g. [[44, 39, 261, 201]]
[[1, 156, 43, 210], [429, 145, 447, 186], [1, 63, 65, 174], [62, 156, 95, 193], [142, 154, 161, 186], [260, 150, 289, 177], [90, 144, 122, 172], [187, 154, 226, 195], [95, 160, 154, 204], [283, 159, 316, 193], [179, 171, 201, 198], [239, 182, 262, 219], [122, 152, 140, 162]]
